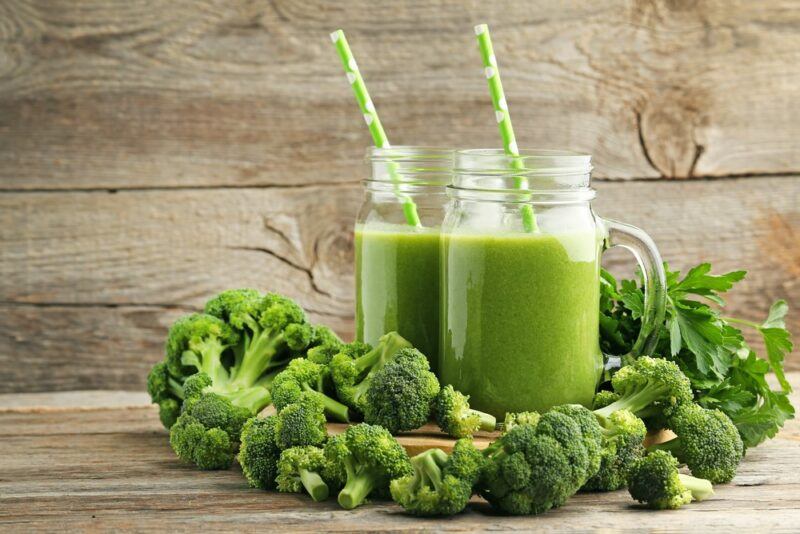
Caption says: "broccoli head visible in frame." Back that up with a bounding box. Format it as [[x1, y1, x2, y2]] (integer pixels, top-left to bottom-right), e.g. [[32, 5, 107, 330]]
[[627, 450, 714, 509], [479, 410, 593, 515], [274, 392, 328, 449], [363, 348, 440, 434], [238, 416, 281, 489], [503, 411, 540, 433], [593, 356, 693, 425], [305, 325, 344, 365], [271, 358, 351, 423], [276, 446, 330, 502], [390, 439, 485, 516], [649, 403, 743, 484], [169, 392, 251, 470], [434, 385, 497, 438], [592, 390, 620, 410], [330, 332, 412, 413], [582, 409, 646, 492], [146, 361, 184, 428], [165, 313, 239, 384], [205, 290, 313, 391], [324, 423, 412, 509]]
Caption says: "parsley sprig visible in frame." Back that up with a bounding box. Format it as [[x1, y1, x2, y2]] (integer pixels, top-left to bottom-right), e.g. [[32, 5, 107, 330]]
[[600, 263, 794, 448]]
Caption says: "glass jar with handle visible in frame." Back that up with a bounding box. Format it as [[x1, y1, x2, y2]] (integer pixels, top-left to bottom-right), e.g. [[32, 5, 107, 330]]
[[439, 149, 666, 416]]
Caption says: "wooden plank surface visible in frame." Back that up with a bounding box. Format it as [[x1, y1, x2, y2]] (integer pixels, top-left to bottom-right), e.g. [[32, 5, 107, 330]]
[[1, 176, 797, 393], [1, 374, 798, 532], [1, 1, 799, 188]]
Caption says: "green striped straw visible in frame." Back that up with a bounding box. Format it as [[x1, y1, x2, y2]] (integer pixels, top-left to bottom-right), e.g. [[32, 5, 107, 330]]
[[474, 24, 537, 233], [330, 29, 421, 227]]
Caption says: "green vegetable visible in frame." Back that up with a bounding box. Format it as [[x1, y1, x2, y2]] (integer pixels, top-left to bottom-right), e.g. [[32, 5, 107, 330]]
[[271, 358, 351, 423], [330, 332, 412, 413], [274, 392, 328, 449], [479, 410, 599, 515], [324, 423, 412, 509], [627, 450, 714, 509], [238, 416, 281, 489], [276, 446, 330, 502], [390, 439, 485, 516], [503, 411, 540, 433], [593, 356, 693, 425], [582, 408, 646, 492], [169, 389, 251, 470], [648, 403, 743, 484], [551, 404, 604, 479], [305, 326, 344, 366], [434, 385, 497, 438], [363, 348, 440, 434], [146, 361, 185, 429], [600, 265, 794, 448]]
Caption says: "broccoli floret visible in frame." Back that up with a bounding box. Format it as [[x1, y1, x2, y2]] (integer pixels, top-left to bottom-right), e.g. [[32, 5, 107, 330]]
[[169, 392, 251, 470], [593, 357, 693, 425], [204, 290, 313, 392], [306, 325, 344, 365], [551, 404, 604, 480], [363, 348, 440, 434], [649, 403, 743, 484], [271, 358, 350, 423], [503, 411, 541, 433], [274, 392, 327, 449], [592, 390, 620, 410], [238, 416, 281, 489], [627, 450, 714, 509], [390, 439, 485, 516], [165, 313, 240, 383], [276, 446, 330, 502], [434, 385, 497, 438], [330, 332, 412, 413], [479, 410, 593, 515], [582, 409, 646, 492], [147, 361, 185, 428], [324, 423, 412, 509]]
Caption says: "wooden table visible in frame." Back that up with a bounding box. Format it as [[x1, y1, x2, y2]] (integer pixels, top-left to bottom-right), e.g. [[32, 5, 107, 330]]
[[2, 376, 799, 532]]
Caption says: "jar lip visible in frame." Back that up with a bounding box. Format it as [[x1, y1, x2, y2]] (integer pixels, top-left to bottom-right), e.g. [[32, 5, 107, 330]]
[[455, 148, 592, 175], [367, 145, 455, 161]]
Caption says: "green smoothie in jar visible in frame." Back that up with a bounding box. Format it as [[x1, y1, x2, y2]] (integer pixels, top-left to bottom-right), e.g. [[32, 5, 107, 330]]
[[355, 147, 453, 371], [440, 149, 666, 417]]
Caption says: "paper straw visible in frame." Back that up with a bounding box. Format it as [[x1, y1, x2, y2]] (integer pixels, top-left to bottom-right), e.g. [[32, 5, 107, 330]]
[[330, 30, 421, 227], [474, 24, 537, 232]]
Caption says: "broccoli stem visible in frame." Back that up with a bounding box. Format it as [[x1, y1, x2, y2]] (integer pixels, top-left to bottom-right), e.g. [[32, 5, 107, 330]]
[[593, 386, 667, 423], [475, 410, 497, 432], [226, 386, 272, 414], [183, 337, 229, 384], [678, 474, 714, 501], [301, 384, 350, 423], [647, 437, 682, 457], [229, 328, 284, 389], [167, 376, 185, 400], [338, 471, 379, 509], [418, 450, 446, 492], [299, 468, 329, 502]]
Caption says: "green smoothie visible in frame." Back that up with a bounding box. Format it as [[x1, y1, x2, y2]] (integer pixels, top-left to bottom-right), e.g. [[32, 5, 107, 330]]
[[439, 230, 603, 417], [355, 224, 440, 370]]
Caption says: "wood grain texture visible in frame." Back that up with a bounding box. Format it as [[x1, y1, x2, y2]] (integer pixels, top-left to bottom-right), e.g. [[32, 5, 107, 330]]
[[1, 0, 799, 189], [1, 176, 797, 393], [0, 376, 798, 532]]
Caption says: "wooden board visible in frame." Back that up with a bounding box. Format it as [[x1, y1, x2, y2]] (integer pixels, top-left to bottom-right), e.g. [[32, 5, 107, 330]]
[[1, 374, 799, 532], [1, 1, 800, 189], [0, 176, 797, 393]]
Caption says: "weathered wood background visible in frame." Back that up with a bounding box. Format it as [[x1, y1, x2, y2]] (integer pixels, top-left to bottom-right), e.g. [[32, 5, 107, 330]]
[[0, 0, 798, 393]]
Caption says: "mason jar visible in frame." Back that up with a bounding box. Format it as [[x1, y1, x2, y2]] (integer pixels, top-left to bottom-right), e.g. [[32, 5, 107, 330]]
[[355, 146, 453, 371], [439, 149, 666, 416]]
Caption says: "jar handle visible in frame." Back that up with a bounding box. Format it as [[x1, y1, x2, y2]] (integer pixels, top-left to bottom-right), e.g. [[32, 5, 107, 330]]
[[598, 218, 667, 373]]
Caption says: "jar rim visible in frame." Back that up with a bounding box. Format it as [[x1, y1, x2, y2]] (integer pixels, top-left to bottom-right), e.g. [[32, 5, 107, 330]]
[[453, 148, 593, 193], [367, 145, 455, 161]]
